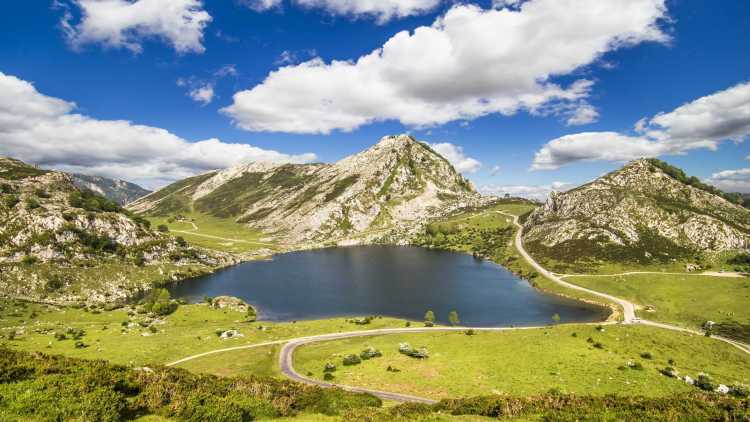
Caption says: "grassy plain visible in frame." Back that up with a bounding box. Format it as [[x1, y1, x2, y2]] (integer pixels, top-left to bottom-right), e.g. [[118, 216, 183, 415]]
[[566, 273, 750, 329], [147, 211, 275, 254], [294, 324, 750, 400], [0, 299, 410, 367]]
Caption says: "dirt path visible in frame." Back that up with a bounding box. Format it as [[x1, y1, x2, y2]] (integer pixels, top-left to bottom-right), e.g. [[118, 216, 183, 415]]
[[170, 229, 276, 246]]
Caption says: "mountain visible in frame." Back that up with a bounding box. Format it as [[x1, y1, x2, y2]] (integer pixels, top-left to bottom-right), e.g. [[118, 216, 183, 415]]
[[523, 158, 750, 271], [71, 173, 151, 205], [0, 157, 233, 304], [129, 135, 489, 246]]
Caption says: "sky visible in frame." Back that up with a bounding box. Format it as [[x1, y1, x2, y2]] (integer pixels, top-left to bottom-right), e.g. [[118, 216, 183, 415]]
[[0, 0, 749, 200]]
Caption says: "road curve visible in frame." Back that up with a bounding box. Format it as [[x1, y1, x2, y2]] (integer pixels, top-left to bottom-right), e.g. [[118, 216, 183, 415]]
[[498, 211, 637, 323], [278, 325, 557, 404], [166, 210, 750, 403]]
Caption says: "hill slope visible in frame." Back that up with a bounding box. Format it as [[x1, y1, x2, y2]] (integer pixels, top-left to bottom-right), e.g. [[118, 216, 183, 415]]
[[71, 173, 151, 205], [523, 159, 750, 271], [130, 135, 489, 246], [0, 157, 233, 304]]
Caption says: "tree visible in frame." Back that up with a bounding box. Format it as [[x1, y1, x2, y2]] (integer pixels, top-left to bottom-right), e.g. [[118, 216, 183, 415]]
[[424, 310, 435, 324], [448, 310, 460, 326], [552, 313, 561, 324], [157, 224, 169, 233]]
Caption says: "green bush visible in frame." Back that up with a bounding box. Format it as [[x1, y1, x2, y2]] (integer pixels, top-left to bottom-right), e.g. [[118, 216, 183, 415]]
[[343, 354, 362, 366], [360, 347, 382, 360], [695, 373, 715, 391], [157, 224, 169, 233]]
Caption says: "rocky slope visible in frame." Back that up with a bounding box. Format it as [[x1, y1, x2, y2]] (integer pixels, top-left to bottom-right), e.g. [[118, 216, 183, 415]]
[[130, 135, 490, 246], [71, 173, 151, 205], [524, 159, 750, 269], [0, 157, 234, 304]]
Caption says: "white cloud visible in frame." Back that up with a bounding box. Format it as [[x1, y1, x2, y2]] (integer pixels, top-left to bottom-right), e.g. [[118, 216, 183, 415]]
[[532, 81, 750, 170], [60, 0, 211, 54], [489, 165, 501, 176], [239, 0, 282, 12], [706, 168, 750, 194], [480, 181, 573, 201], [427, 142, 481, 173], [295, 0, 441, 23], [0, 72, 316, 189], [188, 85, 215, 105], [566, 103, 599, 126], [223, 0, 668, 134]]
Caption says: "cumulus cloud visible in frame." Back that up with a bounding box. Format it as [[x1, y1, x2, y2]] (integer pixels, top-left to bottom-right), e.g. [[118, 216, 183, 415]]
[[532, 81, 750, 170], [705, 168, 750, 194], [480, 181, 573, 201], [295, 0, 441, 23], [223, 0, 668, 134], [188, 85, 215, 105], [0, 72, 316, 189], [59, 0, 211, 54], [566, 103, 599, 126], [427, 142, 481, 173]]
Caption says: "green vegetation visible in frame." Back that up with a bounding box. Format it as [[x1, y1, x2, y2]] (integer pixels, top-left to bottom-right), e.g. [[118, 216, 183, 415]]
[[294, 325, 750, 399], [566, 273, 750, 335], [0, 157, 49, 180], [0, 347, 381, 421], [69, 189, 122, 213], [325, 175, 359, 202], [0, 299, 411, 368], [147, 212, 275, 254], [138, 172, 217, 216], [648, 158, 749, 207]]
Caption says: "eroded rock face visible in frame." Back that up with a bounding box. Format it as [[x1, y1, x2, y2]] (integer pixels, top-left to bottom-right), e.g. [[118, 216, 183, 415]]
[[131, 135, 492, 246], [524, 159, 750, 255]]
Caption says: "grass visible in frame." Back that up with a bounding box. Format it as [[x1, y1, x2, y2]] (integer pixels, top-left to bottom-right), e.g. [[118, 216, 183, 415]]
[[176, 344, 283, 378], [0, 299, 411, 368], [293, 324, 750, 400], [147, 211, 275, 254], [565, 273, 750, 330]]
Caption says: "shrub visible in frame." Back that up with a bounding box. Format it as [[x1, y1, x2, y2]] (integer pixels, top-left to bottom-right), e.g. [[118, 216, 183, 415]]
[[323, 372, 335, 381], [730, 383, 749, 398], [74, 340, 87, 349], [21, 255, 38, 265], [343, 354, 361, 366], [695, 373, 715, 391], [157, 224, 169, 233], [448, 310, 460, 326], [593, 342, 605, 349], [640, 352, 653, 359], [26, 197, 41, 209], [465, 329, 475, 336], [424, 310, 435, 324], [54, 331, 66, 341], [324, 362, 337, 373], [360, 347, 382, 360], [142, 288, 178, 316]]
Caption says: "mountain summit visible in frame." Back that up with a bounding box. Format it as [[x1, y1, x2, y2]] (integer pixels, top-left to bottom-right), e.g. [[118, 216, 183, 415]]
[[130, 135, 486, 245], [523, 158, 750, 271]]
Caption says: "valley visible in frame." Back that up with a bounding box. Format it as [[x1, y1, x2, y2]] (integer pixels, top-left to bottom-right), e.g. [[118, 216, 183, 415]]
[[2, 138, 750, 420]]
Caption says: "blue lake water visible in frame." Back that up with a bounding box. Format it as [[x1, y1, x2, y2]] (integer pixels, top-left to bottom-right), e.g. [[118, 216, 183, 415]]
[[168, 246, 609, 326]]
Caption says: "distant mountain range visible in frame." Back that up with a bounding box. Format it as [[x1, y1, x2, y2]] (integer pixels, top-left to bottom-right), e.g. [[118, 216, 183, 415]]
[[71, 173, 151, 206], [524, 158, 750, 272], [129, 134, 490, 246]]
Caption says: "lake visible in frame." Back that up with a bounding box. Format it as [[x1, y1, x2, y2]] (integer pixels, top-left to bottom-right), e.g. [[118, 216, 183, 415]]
[[168, 246, 609, 326]]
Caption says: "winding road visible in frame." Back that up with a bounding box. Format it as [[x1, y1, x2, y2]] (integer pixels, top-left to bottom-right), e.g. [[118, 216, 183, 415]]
[[167, 210, 750, 403]]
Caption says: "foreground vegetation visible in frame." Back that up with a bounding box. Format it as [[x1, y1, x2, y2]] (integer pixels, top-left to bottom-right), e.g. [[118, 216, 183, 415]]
[[0, 347, 381, 421], [294, 325, 750, 400]]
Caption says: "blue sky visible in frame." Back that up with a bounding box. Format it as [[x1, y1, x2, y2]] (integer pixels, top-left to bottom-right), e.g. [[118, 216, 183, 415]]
[[0, 0, 749, 198]]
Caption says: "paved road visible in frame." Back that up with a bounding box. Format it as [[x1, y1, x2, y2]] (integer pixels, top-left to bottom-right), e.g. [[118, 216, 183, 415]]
[[497, 211, 637, 323], [166, 210, 750, 403]]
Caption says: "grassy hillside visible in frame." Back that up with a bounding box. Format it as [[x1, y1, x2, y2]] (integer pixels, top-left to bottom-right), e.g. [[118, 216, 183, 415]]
[[294, 325, 750, 400]]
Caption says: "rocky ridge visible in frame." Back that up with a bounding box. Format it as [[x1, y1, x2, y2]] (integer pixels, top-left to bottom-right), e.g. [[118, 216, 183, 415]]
[[130, 135, 492, 246], [524, 159, 750, 266], [0, 157, 235, 304]]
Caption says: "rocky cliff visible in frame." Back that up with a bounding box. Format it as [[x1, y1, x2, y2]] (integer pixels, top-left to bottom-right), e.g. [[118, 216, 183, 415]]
[[130, 135, 490, 246], [523, 159, 750, 269], [0, 157, 234, 304]]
